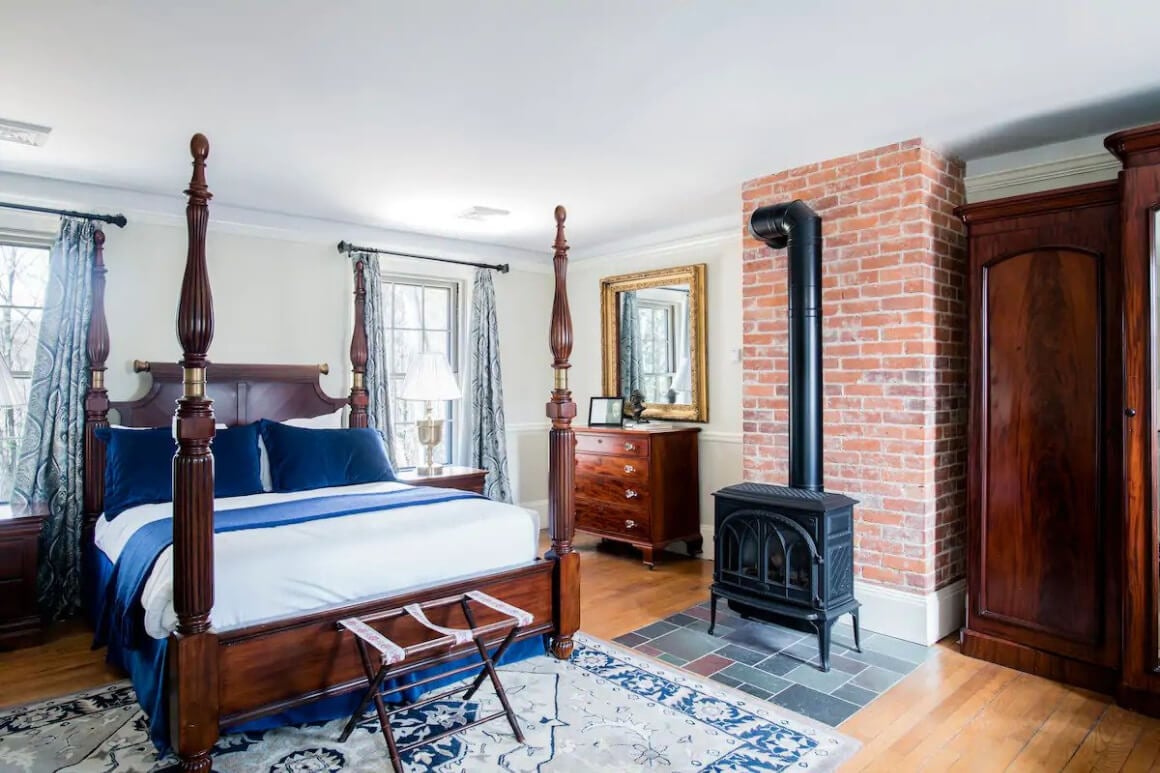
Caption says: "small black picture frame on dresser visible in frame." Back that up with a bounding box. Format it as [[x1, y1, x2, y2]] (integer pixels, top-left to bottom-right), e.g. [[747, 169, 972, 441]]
[[588, 396, 625, 427]]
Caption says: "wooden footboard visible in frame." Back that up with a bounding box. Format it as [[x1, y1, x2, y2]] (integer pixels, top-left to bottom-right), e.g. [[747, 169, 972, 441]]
[[216, 561, 553, 727]]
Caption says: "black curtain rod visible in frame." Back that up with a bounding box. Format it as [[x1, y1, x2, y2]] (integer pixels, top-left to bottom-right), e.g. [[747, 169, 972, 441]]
[[336, 240, 509, 273], [0, 201, 127, 228]]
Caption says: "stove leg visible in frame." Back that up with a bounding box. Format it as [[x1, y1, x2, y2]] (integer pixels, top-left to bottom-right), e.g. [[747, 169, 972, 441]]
[[851, 608, 863, 653], [708, 593, 718, 636], [816, 620, 832, 672]]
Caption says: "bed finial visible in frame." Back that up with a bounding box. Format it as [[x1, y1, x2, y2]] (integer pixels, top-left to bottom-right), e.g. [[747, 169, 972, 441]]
[[546, 204, 578, 660]]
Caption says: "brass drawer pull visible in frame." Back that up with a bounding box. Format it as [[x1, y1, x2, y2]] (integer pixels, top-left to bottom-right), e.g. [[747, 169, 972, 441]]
[[624, 442, 636, 451], [625, 519, 637, 529], [623, 464, 635, 474], [625, 489, 639, 499]]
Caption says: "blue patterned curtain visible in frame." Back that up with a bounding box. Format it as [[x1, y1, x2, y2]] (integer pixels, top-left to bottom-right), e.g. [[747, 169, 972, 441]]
[[355, 252, 397, 467], [11, 219, 95, 619], [619, 290, 643, 397], [468, 269, 512, 502]]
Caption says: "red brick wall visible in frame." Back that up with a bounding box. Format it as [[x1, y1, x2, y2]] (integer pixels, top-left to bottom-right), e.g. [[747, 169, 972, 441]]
[[741, 139, 967, 594]]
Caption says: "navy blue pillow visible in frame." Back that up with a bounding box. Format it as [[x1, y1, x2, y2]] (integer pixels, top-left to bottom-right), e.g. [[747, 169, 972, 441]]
[[213, 422, 264, 499], [259, 420, 396, 492], [95, 423, 265, 519], [94, 426, 174, 519]]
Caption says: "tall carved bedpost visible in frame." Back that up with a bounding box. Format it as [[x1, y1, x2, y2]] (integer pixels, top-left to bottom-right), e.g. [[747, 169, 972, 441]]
[[547, 205, 580, 659], [82, 229, 109, 529], [169, 133, 220, 773], [348, 258, 370, 428]]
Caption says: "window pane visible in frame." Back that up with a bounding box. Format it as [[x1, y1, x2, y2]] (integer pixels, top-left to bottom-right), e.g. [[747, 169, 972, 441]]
[[391, 330, 423, 374], [423, 331, 449, 357], [424, 287, 450, 330], [0, 307, 42, 374], [0, 245, 50, 308], [393, 284, 422, 328]]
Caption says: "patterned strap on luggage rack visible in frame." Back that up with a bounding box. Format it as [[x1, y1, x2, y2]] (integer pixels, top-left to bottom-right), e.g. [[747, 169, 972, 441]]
[[339, 617, 407, 665], [466, 591, 534, 627], [403, 604, 474, 646]]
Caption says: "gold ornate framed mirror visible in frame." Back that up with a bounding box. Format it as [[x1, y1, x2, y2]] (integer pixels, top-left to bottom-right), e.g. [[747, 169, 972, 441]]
[[600, 263, 708, 422]]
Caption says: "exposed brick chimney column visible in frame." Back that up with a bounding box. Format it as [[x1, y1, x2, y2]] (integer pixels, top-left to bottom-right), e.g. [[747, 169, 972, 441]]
[[741, 139, 967, 597]]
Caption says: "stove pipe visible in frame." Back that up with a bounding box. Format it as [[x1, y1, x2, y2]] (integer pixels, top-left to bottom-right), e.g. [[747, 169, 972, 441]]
[[749, 200, 823, 491]]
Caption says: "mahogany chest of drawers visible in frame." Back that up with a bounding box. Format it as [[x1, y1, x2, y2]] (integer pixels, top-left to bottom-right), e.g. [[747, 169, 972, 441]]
[[574, 425, 701, 568]]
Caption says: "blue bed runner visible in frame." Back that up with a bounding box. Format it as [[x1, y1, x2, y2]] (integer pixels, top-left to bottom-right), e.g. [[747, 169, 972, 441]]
[[89, 485, 546, 751]]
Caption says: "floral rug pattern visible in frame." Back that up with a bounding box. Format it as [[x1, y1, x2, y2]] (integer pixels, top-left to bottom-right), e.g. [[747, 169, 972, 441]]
[[0, 633, 858, 771]]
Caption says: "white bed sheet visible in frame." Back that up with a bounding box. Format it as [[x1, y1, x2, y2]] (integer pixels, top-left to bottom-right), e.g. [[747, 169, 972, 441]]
[[94, 481, 539, 639]]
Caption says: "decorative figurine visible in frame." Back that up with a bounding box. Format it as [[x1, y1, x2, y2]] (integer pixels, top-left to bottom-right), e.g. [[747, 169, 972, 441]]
[[628, 389, 649, 423]]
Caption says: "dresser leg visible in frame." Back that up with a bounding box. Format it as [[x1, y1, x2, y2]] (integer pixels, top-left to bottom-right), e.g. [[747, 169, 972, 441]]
[[640, 546, 655, 569], [686, 536, 704, 557]]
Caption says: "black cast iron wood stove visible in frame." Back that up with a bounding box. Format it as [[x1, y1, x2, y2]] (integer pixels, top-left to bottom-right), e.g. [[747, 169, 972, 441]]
[[709, 200, 861, 672]]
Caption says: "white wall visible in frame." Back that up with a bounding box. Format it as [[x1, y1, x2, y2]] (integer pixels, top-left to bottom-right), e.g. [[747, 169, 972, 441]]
[[0, 192, 554, 511], [569, 230, 743, 546]]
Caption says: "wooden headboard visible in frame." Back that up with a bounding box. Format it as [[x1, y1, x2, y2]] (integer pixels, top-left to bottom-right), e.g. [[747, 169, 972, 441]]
[[110, 360, 348, 428]]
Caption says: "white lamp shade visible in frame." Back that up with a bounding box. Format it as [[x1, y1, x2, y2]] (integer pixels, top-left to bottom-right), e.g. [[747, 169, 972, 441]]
[[401, 351, 461, 401], [670, 356, 692, 394], [0, 353, 21, 407]]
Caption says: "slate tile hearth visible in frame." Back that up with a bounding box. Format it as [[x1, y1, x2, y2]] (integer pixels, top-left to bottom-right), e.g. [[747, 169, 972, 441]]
[[612, 601, 929, 727]]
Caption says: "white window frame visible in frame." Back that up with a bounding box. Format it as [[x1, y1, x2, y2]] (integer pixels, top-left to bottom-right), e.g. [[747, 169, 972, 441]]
[[380, 273, 464, 468]]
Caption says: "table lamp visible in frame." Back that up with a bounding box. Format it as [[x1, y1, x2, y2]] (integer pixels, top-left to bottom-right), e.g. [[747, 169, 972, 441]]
[[400, 351, 461, 475]]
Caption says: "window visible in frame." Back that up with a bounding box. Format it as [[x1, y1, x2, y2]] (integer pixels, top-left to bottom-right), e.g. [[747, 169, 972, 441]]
[[381, 276, 461, 468], [0, 240, 51, 496], [637, 299, 677, 403]]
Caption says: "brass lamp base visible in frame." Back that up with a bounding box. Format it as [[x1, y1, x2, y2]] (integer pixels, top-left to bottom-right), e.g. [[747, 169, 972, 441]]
[[416, 405, 445, 476]]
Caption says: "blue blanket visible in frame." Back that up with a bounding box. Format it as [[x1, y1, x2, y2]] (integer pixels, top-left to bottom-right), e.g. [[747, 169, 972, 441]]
[[98, 486, 481, 652]]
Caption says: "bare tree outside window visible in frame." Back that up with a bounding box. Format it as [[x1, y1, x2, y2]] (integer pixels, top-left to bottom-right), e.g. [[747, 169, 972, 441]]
[[0, 241, 51, 500]]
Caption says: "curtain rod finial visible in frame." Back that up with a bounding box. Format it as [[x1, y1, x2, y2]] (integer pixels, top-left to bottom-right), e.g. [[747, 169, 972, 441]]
[[499, 264, 510, 274], [337, 240, 349, 254]]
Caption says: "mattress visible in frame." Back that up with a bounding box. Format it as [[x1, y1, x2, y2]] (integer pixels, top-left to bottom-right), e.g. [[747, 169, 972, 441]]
[[94, 481, 539, 639]]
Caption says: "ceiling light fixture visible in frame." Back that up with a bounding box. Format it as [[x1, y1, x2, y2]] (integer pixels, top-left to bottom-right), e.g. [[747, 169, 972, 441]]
[[458, 205, 511, 222], [0, 118, 52, 147]]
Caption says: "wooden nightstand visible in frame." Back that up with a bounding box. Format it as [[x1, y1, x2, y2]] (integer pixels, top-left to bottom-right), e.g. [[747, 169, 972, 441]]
[[397, 466, 488, 495], [0, 503, 47, 650]]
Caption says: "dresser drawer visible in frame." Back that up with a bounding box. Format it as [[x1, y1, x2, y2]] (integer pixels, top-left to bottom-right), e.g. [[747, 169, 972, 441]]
[[575, 433, 649, 457], [576, 452, 647, 483], [576, 468, 650, 509], [0, 537, 27, 580], [577, 499, 652, 540]]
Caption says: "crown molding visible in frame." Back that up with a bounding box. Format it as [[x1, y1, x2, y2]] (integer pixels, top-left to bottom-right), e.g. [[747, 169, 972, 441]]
[[570, 215, 738, 265], [0, 171, 555, 274], [964, 151, 1120, 201]]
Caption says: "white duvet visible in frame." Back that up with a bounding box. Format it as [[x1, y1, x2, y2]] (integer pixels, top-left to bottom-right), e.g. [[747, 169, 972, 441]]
[[94, 481, 539, 639]]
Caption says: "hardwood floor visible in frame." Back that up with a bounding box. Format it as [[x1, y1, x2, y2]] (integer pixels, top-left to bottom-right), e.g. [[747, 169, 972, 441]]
[[2, 533, 1158, 770]]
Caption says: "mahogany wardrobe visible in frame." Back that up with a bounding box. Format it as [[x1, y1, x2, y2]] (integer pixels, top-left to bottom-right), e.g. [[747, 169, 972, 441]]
[[957, 120, 1160, 715]]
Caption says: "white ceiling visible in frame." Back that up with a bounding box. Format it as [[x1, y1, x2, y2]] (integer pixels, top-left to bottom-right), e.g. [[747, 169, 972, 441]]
[[3, 0, 1160, 255]]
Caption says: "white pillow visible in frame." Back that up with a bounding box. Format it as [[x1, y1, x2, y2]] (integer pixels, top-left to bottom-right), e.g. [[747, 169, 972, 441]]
[[283, 407, 346, 430]]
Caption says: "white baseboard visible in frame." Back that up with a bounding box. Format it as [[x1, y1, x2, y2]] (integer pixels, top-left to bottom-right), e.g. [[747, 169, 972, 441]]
[[834, 578, 965, 646]]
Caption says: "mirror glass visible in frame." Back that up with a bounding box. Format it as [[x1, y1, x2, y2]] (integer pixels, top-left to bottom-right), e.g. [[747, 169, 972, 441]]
[[601, 264, 708, 422], [618, 285, 691, 404]]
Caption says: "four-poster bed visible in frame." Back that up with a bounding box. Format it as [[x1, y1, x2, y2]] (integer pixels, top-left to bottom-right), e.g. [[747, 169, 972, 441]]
[[82, 134, 579, 771]]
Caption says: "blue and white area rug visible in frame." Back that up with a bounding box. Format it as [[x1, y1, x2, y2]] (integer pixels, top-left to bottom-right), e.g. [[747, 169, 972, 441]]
[[0, 633, 858, 771]]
